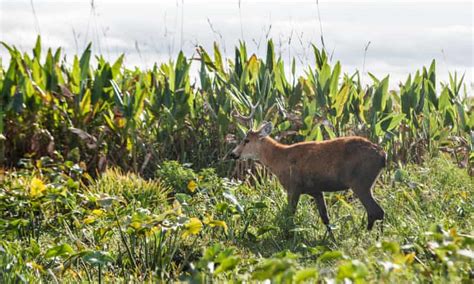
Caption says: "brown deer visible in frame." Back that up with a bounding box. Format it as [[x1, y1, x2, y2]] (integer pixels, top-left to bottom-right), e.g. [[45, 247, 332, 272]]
[[229, 121, 386, 234]]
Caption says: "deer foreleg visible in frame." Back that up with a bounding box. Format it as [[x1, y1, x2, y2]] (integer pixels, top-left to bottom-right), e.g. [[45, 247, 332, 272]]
[[312, 192, 330, 226], [287, 192, 301, 216], [311, 192, 335, 240]]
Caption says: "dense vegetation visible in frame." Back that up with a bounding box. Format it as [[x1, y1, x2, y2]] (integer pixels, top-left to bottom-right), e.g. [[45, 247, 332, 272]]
[[0, 37, 473, 282], [1, 37, 472, 175]]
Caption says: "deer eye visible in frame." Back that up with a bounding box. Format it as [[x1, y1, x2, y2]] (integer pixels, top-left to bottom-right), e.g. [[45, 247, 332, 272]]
[[244, 139, 250, 144]]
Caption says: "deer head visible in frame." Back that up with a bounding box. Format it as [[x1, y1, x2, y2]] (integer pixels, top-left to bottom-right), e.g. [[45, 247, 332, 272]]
[[229, 121, 273, 160]]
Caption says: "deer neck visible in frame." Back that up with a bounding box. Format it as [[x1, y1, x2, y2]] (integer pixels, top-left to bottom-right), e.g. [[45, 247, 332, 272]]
[[259, 137, 286, 173]]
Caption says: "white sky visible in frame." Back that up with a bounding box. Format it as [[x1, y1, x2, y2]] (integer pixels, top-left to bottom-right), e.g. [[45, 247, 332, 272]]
[[0, 0, 473, 91]]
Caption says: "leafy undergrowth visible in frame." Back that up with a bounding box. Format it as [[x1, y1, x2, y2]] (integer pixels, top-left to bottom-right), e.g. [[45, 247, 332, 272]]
[[0, 157, 472, 283]]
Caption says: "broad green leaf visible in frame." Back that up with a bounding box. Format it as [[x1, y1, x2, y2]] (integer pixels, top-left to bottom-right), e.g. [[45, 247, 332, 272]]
[[294, 268, 318, 283], [318, 250, 345, 262], [334, 85, 350, 118], [265, 39, 274, 71], [379, 113, 405, 133], [337, 260, 368, 281], [112, 54, 124, 78], [82, 251, 115, 266], [329, 61, 341, 97], [247, 54, 259, 81], [214, 256, 239, 274], [214, 42, 224, 74], [80, 89, 91, 115], [438, 87, 451, 111], [381, 241, 400, 254], [45, 244, 75, 258], [33, 35, 41, 59], [372, 75, 389, 112], [456, 102, 467, 130], [79, 43, 92, 84]]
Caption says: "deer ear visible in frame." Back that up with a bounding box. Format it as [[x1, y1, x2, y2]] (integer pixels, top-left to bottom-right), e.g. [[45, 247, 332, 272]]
[[258, 121, 273, 138]]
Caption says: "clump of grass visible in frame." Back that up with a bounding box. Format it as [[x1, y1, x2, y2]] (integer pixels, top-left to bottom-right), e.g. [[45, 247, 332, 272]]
[[91, 168, 170, 208]]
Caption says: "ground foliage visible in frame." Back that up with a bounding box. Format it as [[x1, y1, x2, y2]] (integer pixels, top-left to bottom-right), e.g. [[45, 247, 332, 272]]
[[0, 157, 473, 282]]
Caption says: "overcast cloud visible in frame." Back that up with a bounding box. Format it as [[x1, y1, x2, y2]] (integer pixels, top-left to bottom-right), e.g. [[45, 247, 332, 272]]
[[0, 0, 472, 90]]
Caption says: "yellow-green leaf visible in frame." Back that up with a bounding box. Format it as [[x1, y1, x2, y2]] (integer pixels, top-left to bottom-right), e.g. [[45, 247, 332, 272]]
[[117, 117, 126, 128], [27, 261, 44, 273], [130, 221, 142, 230], [187, 180, 198, 193], [92, 209, 105, 216], [30, 177, 46, 197], [83, 216, 96, 225], [205, 219, 228, 233], [183, 217, 202, 238], [334, 85, 350, 118]]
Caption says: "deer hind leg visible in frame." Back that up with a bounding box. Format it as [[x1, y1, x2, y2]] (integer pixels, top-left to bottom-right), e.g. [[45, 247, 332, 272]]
[[353, 182, 384, 231]]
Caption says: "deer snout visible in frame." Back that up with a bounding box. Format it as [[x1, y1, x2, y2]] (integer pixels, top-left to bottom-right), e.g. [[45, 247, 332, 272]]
[[229, 152, 240, 160]]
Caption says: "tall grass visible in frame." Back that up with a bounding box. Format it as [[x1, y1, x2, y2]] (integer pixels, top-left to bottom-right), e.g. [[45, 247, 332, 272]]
[[0, 36, 472, 177]]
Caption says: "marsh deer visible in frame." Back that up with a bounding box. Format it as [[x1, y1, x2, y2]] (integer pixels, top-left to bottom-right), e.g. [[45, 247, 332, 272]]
[[229, 121, 386, 234]]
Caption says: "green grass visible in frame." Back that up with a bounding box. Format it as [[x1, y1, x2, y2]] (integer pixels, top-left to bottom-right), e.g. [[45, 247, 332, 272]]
[[1, 155, 472, 282]]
